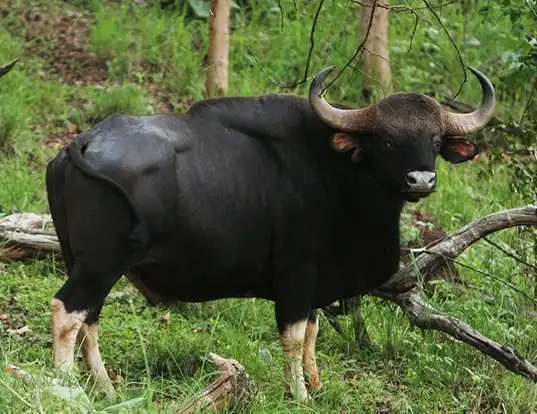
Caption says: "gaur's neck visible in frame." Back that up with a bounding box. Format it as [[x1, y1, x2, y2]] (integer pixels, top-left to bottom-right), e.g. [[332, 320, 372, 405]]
[[339, 166, 406, 257], [355, 175, 405, 228], [349, 177, 405, 285]]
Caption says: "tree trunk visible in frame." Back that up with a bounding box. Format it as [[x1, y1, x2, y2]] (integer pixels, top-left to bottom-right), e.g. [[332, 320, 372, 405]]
[[206, 0, 231, 97], [360, 0, 392, 102]]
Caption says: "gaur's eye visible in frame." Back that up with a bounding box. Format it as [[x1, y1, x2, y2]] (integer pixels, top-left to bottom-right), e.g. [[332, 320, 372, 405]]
[[432, 136, 442, 151], [384, 140, 393, 148]]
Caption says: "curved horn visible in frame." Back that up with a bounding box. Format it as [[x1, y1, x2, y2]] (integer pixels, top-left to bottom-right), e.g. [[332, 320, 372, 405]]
[[309, 66, 375, 133], [443, 67, 496, 136], [0, 58, 20, 79]]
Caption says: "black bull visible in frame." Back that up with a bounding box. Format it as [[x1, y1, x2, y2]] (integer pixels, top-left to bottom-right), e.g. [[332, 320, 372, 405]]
[[45, 67, 495, 401]]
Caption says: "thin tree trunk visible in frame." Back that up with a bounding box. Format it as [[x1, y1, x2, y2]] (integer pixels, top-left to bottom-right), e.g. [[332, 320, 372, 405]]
[[206, 0, 231, 97], [533, 234, 537, 303], [360, 0, 392, 102]]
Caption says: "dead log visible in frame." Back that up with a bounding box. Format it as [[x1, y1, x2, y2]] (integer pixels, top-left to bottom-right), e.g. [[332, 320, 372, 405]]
[[0, 213, 61, 261], [6, 353, 258, 412], [180, 353, 259, 413]]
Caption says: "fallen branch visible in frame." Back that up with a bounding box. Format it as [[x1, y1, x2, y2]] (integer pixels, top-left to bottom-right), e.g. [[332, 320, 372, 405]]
[[369, 205, 537, 382], [374, 287, 537, 381], [0, 213, 60, 261], [180, 353, 259, 413], [376, 205, 537, 293]]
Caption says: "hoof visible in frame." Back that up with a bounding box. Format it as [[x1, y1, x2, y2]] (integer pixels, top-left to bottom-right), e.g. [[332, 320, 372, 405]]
[[307, 377, 323, 393], [92, 378, 116, 400], [95, 384, 116, 401], [284, 387, 310, 403]]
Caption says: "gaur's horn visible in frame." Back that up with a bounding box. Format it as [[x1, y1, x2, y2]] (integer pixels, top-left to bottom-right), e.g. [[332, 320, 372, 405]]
[[442, 67, 496, 136], [309, 66, 376, 133], [0, 58, 20, 79]]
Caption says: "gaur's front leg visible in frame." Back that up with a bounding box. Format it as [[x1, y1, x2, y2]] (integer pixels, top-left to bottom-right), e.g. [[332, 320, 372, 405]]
[[274, 263, 318, 403]]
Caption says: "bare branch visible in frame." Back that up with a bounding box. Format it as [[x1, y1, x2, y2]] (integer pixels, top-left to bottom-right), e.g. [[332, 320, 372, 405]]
[[301, 0, 326, 87], [248, 0, 325, 89], [348, 63, 386, 90], [483, 236, 537, 273], [352, 1, 420, 54], [403, 7, 419, 55], [375, 287, 537, 382], [422, 0, 467, 102], [520, 77, 537, 124], [363, 46, 395, 66], [251, 0, 464, 96], [352, 0, 457, 10], [320, 0, 378, 95], [366, 206, 537, 383]]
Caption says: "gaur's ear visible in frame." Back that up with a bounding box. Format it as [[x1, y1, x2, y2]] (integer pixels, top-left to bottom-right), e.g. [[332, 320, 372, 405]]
[[441, 137, 478, 164], [331, 133, 362, 162]]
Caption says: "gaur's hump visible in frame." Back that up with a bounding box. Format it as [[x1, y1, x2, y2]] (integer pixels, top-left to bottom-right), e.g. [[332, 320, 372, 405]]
[[187, 93, 307, 115]]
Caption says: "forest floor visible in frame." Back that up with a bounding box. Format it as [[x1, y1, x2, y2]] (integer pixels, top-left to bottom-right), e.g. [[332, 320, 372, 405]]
[[0, 0, 536, 413]]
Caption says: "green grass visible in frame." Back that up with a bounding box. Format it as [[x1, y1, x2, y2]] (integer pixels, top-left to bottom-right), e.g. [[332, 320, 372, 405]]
[[0, 0, 536, 412]]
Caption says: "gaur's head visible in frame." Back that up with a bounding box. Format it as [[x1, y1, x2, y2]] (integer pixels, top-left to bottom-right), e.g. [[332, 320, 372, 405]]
[[0, 58, 19, 80], [309, 66, 495, 202]]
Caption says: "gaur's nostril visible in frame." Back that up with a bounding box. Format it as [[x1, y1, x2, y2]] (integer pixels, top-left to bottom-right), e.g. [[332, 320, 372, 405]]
[[407, 174, 417, 184], [406, 171, 436, 192]]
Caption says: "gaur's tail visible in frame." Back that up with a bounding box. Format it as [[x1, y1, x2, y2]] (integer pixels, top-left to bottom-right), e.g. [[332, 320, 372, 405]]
[[67, 136, 149, 249]]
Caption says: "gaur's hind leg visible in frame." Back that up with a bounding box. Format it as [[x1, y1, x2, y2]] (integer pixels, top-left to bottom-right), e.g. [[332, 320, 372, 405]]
[[51, 159, 144, 395], [52, 243, 137, 397], [303, 309, 322, 392], [76, 304, 115, 397], [51, 263, 125, 379], [51, 292, 87, 374]]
